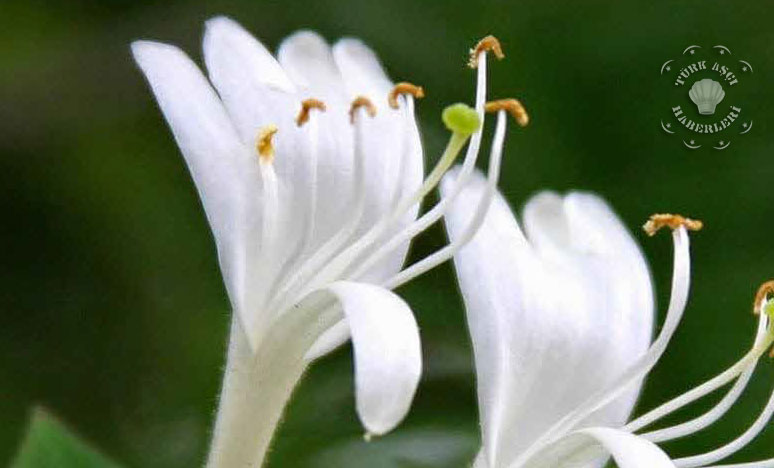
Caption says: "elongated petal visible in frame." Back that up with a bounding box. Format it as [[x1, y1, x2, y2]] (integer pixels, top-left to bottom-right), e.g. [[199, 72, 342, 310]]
[[579, 428, 673, 467], [276, 30, 358, 255], [131, 40, 262, 341], [332, 38, 394, 100], [202, 16, 310, 193], [332, 38, 424, 283], [278, 31, 349, 105], [203, 18, 322, 315], [442, 170, 653, 467], [204, 16, 295, 97], [209, 281, 422, 466], [534, 428, 675, 468], [523, 192, 653, 427], [326, 281, 422, 435], [305, 319, 350, 361]]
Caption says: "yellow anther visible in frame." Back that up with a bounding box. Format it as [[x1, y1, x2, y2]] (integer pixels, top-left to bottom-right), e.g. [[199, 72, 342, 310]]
[[349, 96, 377, 124], [753, 281, 774, 315], [256, 124, 278, 162], [388, 82, 425, 109], [643, 213, 704, 237], [469, 35, 505, 68], [296, 98, 327, 127], [485, 98, 529, 127], [756, 281, 774, 357]]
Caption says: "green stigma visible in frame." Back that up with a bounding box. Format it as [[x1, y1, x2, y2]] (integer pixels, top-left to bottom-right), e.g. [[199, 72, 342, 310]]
[[442, 103, 481, 136], [764, 301, 774, 319]]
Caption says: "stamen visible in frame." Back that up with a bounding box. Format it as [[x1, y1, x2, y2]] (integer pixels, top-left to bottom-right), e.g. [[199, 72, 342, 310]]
[[485, 98, 529, 127], [468, 35, 505, 68], [643, 213, 703, 237], [267, 101, 370, 313], [256, 124, 279, 162], [293, 103, 478, 298], [753, 280, 774, 314], [349, 96, 377, 123], [264, 108, 322, 304], [295, 98, 326, 127], [388, 82, 425, 109], [672, 380, 774, 467], [382, 107, 509, 290], [296, 38, 494, 296], [630, 310, 770, 440]]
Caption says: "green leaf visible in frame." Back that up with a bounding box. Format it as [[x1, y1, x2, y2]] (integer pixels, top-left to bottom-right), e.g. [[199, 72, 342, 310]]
[[12, 407, 122, 468]]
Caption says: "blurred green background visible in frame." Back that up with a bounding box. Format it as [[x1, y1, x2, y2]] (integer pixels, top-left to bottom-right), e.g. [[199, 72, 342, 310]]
[[2, 0, 773, 466]]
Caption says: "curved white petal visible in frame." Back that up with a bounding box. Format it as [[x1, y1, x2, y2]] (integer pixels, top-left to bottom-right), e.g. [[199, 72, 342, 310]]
[[528, 192, 654, 428], [203, 18, 329, 315], [208, 280, 422, 466], [202, 17, 310, 198], [442, 170, 653, 467], [275, 31, 358, 254], [536, 428, 675, 468], [305, 318, 350, 361], [204, 16, 295, 96], [131, 40, 263, 344], [278, 30, 349, 105], [325, 281, 422, 435], [332, 38, 394, 101], [332, 38, 423, 282]]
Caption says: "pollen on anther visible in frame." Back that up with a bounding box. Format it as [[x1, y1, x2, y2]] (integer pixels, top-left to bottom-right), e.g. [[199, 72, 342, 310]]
[[485, 98, 529, 127], [469, 35, 505, 68], [388, 82, 425, 109], [256, 124, 279, 162], [643, 213, 703, 237], [296, 98, 327, 127], [753, 280, 774, 315], [349, 96, 377, 124]]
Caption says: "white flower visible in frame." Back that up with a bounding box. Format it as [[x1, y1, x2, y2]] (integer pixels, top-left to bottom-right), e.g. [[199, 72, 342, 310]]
[[132, 17, 519, 468], [443, 175, 774, 468]]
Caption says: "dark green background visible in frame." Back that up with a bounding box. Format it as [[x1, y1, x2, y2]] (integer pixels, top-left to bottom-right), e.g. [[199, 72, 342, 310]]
[[2, 0, 773, 466]]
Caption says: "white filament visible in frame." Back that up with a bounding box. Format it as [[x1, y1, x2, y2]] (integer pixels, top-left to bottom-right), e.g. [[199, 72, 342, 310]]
[[630, 312, 769, 441], [255, 158, 280, 304], [384, 108, 508, 289], [268, 107, 370, 314], [298, 51, 491, 295], [265, 112, 321, 304]]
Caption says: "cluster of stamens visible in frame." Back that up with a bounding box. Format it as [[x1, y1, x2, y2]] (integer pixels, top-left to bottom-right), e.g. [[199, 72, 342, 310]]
[[245, 35, 533, 330]]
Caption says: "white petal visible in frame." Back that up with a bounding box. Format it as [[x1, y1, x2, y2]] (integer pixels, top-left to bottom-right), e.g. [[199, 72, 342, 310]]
[[565, 428, 675, 468], [442, 168, 534, 466], [442, 170, 653, 467], [276, 30, 359, 254], [203, 18, 328, 304], [332, 38, 393, 101], [304, 319, 350, 361], [131, 40, 263, 342], [325, 281, 422, 435], [278, 31, 349, 105], [202, 17, 310, 196], [332, 38, 424, 282], [204, 16, 295, 97]]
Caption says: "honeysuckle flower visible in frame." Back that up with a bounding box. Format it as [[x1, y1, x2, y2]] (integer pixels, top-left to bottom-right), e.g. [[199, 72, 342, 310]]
[[443, 176, 774, 468], [132, 17, 523, 468]]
